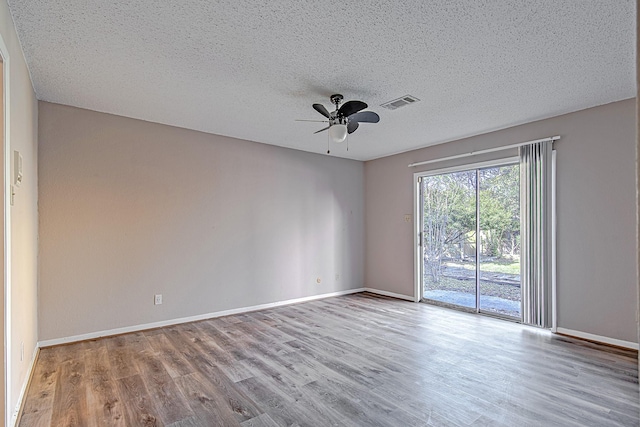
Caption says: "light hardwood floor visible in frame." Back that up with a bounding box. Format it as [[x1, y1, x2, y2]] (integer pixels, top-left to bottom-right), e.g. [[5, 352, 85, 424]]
[[18, 293, 639, 426]]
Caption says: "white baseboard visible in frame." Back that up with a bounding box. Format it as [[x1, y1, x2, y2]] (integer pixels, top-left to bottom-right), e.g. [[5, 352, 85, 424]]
[[11, 346, 39, 427], [38, 288, 366, 348], [364, 288, 415, 302], [555, 327, 639, 350]]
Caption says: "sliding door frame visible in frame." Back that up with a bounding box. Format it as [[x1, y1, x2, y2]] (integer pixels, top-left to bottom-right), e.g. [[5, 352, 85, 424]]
[[551, 150, 557, 332], [413, 156, 519, 305]]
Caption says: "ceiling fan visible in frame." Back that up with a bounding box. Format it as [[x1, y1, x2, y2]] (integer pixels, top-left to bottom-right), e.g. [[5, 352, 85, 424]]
[[298, 94, 380, 150]]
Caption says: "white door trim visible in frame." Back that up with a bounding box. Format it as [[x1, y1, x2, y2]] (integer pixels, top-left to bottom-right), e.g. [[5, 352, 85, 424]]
[[0, 30, 11, 427]]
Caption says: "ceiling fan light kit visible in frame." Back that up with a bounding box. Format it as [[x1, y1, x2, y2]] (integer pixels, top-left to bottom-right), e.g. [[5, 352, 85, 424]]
[[301, 93, 380, 153], [329, 124, 348, 143]]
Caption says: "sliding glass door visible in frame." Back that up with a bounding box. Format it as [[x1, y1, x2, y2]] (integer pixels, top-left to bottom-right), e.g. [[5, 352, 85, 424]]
[[421, 170, 477, 310], [478, 165, 521, 317], [420, 162, 521, 319]]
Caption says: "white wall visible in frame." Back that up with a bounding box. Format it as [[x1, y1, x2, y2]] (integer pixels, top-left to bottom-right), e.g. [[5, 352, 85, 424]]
[[38, 102, 364, 341], [0, 0, 39, 422], [365, 99, 638, 344]]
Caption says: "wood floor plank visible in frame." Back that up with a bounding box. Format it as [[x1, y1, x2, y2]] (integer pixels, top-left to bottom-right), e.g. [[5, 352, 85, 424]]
[[18, 348, 58, 425], [163, 325, 262, 422], [237, 374, 356, 427], [144, 332, 194, 379], [166, 417, 201, 427], [300, 377, 414, 427], [84, 344, 127, 426], [116, 374, 164, 427], [196, 319, 252, 361], [133, 349, 195, 424], [240, 413, 280, 427], [182, 322, 254, 382], [230, 316, 294, 356], [105, 334, 151, 380], [16, 410, 53, 427], [49, 359, 88, 427], [283, 336, 384, 389], [233, 376, 296, 414], [174, 373, 243, 427], [18, 293, 639, 427]]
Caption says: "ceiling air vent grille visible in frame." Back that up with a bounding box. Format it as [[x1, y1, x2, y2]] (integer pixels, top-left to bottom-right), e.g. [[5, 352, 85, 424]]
[[381, 95, 420, 110]]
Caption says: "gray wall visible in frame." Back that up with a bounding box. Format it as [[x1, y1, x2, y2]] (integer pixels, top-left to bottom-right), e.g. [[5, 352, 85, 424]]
[[38, 98, 638, 344], [1, 0, 39, 421], [365, 98, 638, 343], [38, 102, 364, 341]]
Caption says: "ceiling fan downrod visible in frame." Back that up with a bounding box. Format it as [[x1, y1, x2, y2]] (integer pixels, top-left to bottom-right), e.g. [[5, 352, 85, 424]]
[[330, 94, 343, 109]]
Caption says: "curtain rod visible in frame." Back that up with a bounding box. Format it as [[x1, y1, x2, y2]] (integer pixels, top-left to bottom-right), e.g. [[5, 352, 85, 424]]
[[407, 135, 561, 168]]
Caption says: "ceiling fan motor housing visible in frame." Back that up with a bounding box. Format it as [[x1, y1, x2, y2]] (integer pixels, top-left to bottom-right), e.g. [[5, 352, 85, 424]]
[[329, 94, 348, 126]]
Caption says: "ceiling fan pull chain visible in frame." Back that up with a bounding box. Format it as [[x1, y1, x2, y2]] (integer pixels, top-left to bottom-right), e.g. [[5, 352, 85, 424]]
[[327, 134, 331, 154]]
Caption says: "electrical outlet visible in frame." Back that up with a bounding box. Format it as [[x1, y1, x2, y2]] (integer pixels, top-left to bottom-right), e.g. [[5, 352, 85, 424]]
[[154, 294, 162, 305], [335, 273, 340, 281], [404, 214, 412, 223]]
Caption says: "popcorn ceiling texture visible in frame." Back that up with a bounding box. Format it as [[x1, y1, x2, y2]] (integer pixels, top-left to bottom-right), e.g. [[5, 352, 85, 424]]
[[7, 0, 636, 160]]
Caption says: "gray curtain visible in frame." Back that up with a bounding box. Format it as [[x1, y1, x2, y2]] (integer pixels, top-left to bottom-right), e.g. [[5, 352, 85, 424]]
[[520, 141, 553, 328]]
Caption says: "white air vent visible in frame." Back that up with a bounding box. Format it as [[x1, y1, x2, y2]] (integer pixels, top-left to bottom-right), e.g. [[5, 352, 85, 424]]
[[381, 95, 420, 110]]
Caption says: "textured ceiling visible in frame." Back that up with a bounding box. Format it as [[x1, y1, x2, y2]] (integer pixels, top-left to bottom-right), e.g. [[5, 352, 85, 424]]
[[7, 0, 636, 160]]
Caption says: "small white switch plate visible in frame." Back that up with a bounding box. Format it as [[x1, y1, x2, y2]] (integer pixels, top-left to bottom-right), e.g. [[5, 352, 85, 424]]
[[154, 294, 162, 305]]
